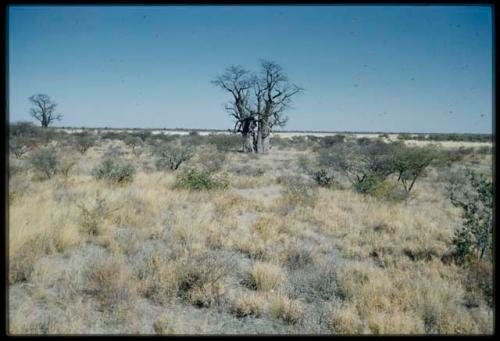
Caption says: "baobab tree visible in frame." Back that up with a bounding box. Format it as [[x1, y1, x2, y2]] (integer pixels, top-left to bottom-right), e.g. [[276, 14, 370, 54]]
[[28, 94, 62, 128], [212, 61, 303, 154], [211, 66, 256, 152], [253, 61, 304, 153]]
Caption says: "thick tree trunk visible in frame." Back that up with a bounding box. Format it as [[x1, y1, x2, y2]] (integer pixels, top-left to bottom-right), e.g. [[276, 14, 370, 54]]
[[243, 132, 254, 153], [256, 120, 270, 154]]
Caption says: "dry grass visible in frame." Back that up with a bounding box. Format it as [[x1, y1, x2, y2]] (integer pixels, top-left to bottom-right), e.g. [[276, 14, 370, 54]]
[[8, 136, 493, 335]]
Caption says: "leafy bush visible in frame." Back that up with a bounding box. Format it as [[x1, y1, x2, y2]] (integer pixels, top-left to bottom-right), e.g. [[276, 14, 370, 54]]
[[392, 146, 439, 193], [448, 170, 493, 263], [28, 147, 59, 179], [319, 141, 400, 192], [92, 158, 136, 184], [174, 168, 229, 191], [311, 169, 335, 188], [73, 133, 97, 154], [152, 142, 194, 171], [123, 135, 144, 151]]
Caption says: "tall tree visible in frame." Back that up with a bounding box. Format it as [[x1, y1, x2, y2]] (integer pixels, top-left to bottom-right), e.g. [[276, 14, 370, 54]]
[[28, 94, 62, 128], [211, 66, 256, 152], [213, 61, 303, 153], [254, 61, 303, 153]]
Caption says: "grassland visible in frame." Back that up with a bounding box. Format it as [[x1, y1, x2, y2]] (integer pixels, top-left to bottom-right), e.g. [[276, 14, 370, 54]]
[[8, 127, 493, 335]]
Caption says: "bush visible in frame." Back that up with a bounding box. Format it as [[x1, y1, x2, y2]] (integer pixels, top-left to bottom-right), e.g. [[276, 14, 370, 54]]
[[448, 170, 493, 263], [92, 158, 136, 184], [392, 146, 439, 193], [318, 141, 399, 192], [10, 121, 40, 138], [320, 135, 345, 148], [152, 142, 194, 171], [174, 168, 229, 191], [73, 133, 97, 154], [28, 147, 59, 179], [312, 169, 335, 188], [9, 136, 34, 159], [353, 171, 384, 194], [207, 134, 243, 152]]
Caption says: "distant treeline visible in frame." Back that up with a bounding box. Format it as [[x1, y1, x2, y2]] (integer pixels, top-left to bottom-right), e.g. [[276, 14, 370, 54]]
[[42, 125, 493, 143], [394, 133, 492, 143]]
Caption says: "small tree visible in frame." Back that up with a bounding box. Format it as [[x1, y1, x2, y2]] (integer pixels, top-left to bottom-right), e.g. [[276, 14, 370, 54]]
[[318, 141, 398, 193], [152, 142, 194, 171], [73, 133, 97, 154], [393, 146, 439, 194], [28, 94, 62, 128]]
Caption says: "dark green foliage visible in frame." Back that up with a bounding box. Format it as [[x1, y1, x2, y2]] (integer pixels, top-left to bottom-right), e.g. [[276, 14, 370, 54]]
[[448, 170, 493, 263], [392, 146, 439, 193], [175, 168, 229, 191], [92, 158, 136, 184], [311, 169, 335, 188]]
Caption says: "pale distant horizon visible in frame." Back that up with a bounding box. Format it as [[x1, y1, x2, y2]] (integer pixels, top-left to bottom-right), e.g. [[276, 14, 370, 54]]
[[8, 5, 493, 134]]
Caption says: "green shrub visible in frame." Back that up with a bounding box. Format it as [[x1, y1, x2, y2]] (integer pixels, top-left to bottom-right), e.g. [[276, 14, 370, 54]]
[[92, 158, 136, 184], [392, 146, 439, 193], [353, 171, 384, 194], [448, 170, 493, 263], [174, 168, 229, 191], [152, 142, 194, 171], [311, 169, 335, 188]]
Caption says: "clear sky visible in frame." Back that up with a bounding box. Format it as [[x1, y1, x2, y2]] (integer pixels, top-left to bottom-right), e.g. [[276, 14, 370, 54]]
[[8, 5, 493, 133]]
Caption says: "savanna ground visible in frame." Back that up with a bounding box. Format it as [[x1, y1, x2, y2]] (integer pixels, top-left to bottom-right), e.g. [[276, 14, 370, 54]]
[[8, 126, 494, 335]]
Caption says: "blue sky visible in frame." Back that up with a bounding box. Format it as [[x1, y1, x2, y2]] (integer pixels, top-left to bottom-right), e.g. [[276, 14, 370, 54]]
[[8, 5, 493, 133]]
